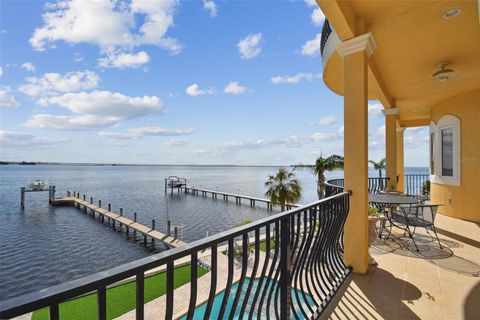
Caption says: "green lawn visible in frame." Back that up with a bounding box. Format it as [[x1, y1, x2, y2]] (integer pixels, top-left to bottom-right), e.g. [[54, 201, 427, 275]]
[[253, 239, 276, 252], [32, 265, 208, 320]]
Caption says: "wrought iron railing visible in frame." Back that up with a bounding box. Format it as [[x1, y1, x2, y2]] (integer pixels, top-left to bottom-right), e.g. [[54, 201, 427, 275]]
[[0, 193, 351, 320], [368, 177, 389, 194], [405, 174, 430, 196], [320, 19, 332, 56], [325, 178, 389, 196], [325, 179, 344, 197]]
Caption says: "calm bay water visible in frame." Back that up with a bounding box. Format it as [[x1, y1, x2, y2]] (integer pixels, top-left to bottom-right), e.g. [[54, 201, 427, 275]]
[[0, 165, 427, 300]]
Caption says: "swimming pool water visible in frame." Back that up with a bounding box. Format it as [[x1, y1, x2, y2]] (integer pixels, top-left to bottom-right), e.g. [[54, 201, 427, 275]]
[[180, 278, 314, 319]]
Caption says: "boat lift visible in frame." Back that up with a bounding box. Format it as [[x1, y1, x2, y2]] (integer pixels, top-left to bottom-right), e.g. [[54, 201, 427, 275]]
[[164, 176, 187, 194], [20, 180, 56, 209]]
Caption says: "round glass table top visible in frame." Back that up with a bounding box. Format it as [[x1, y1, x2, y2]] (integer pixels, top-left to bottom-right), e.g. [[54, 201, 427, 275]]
[[368, 194, 422, 205]]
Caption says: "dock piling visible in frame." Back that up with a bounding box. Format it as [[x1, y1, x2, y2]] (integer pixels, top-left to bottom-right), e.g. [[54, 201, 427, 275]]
[[99, 200, 102, 208], [167, 220, 171, 236], [151, 220, 156, 245], [120, 208, 123, 216], [20, 187, 25, 210], [108, 203, 111, 212], [133, 212, 137, 238]]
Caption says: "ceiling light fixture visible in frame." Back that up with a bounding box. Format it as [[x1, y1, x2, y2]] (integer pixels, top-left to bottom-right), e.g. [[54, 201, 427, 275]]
[[432, 63, 455, 82], [442, 8, 462, 20]]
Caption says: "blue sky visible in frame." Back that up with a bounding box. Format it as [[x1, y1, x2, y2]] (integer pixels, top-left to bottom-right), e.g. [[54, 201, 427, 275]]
[[0, 0, 429, 166]]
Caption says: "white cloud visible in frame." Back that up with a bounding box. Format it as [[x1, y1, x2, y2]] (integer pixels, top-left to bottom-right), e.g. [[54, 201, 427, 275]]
[[185, 83, 214, 97], [166, 139, 189, 146], [318, 115, 336, 126], [237, 33, 262, 59], [369, 125, 386, 149], [271, 72, 321, 84], [405, 136, 429, 149], [338, 126, 344, 133], [0, 130, 69, 146], [301, 33, 321, 57], [193, 149, 209, 155], [99, 126, 195, 140], [98, 51, 150, 69], [377, 125, 386, 137], [21, 62, 36, 72], [0, 86, 20, 108], [368, 103, 384, 116], [311, 8, 325, 26], [18, 70, 99, 97], [222, 135, 305, 150], [24, 114, 119, 130], [304, 0, 317, 7], [25, 90, 162, 130], [203, 0, 217, 17], [224, 81, 247, 95], [0, 67, 3, 77], [310, 132, 342, 142], [30, 0, 181, 54], [36, 90, 161, 119]]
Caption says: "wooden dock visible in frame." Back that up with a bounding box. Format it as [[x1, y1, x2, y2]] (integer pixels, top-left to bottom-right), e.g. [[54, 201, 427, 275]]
[[184, 186, 300, 210], [53, 195, 186, 249]]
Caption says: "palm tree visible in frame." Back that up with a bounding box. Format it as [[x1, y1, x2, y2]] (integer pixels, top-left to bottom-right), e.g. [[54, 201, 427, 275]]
[[313, 155, 344, 199], [265, 168, 302, 211], [369, 158, 386, 178]]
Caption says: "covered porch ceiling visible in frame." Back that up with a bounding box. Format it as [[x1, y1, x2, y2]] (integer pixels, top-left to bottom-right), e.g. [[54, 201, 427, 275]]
[[318, 0, 480, 127]]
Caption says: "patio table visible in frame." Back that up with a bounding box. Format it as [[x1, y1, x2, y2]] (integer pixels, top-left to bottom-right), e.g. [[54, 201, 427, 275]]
[[369, 193, 422, 206], [368, 194, 422, 239]]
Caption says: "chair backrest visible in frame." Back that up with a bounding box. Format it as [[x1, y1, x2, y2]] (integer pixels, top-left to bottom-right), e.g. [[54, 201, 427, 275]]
[[405, 194, 428, 204], [404, 205, 438, 225]]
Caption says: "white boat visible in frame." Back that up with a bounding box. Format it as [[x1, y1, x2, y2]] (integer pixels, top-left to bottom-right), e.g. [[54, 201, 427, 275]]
[[28, 180, 49, 191]]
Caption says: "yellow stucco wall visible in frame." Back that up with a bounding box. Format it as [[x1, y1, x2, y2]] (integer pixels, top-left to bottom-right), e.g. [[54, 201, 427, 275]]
[[430, 90, 480, 222]]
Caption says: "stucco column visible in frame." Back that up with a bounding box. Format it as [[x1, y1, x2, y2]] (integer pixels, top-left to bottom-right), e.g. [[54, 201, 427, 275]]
[[336, 33, 376, 274], [383, 108, 399, 191], [396, 127, 405, 193]]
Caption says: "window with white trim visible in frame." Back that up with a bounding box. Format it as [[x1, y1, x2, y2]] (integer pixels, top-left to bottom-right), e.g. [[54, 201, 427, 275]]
[[429, 115, 461, 186], [441, 127, 453, 176], [430, 132, 435, 175]]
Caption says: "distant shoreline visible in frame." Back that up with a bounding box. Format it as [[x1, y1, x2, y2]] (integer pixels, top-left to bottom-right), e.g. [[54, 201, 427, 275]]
[[0, 161, 429, 169], [0, 161, 281, 168]]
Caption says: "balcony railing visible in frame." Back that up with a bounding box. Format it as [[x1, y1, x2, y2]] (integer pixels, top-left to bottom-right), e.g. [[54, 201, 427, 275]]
[[405, 174, 430, 196], [0, 192, 351, 320], [326, 175, 430, 197], [320, 19, 332, 56], [325, 177, 389, 197]]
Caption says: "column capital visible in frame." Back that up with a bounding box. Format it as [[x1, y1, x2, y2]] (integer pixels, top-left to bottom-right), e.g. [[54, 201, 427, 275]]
[[396, 127, 406, 133], [336, 32, 377, 58], [382, 108, 399, 116]]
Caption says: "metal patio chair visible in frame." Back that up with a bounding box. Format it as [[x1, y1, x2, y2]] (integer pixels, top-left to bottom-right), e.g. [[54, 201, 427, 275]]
[[390, 204, 443, 251], [405, 194, 429, 204]]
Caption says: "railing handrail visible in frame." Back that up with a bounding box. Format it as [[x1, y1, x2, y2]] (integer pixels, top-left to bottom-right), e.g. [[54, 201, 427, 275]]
[[0, 192, 349, 318], [327, 175, 430, 197]]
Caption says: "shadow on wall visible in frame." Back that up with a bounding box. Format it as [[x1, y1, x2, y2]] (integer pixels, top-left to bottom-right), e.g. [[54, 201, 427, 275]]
[[320, 268, 422, 319]]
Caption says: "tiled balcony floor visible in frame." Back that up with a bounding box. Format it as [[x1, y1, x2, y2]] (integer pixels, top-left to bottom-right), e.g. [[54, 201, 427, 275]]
[[321, 214, 480, 320]]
